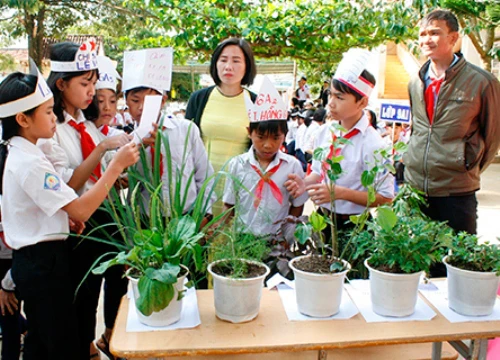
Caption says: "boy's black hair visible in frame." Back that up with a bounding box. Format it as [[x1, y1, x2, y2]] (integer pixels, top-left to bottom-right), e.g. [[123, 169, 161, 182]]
[[46, 42, 99, 123], [303, 109, 315, 127], [0, 73, 38, 194], [331, 69, 376, 102], [249, 120, 288, 137], [124, 86, 166, 99], [210, 37, 256, 87], [421, 9, 459, 33], [313, 107, 326, 123], [367, 109, 377, 128]]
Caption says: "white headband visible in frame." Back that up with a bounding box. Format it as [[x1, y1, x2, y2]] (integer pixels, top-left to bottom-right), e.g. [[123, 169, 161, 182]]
[[0, 58, 53, 118], [333, 48, 374, 97], [50, 38, 98, 73]]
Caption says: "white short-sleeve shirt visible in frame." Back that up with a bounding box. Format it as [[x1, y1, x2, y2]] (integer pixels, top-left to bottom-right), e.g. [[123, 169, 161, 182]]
[[311, 114, 394, 215], [136, 116, 215, 215], [223, 147, 308, 236], [2, 137, 78, 249], [38, 110, 105, 195]]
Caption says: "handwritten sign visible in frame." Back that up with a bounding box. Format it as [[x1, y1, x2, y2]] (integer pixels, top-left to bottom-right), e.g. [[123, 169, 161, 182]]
[[123, 48, 173, 92], [379, 102, 411, 123], [247, 76, 287, 122]]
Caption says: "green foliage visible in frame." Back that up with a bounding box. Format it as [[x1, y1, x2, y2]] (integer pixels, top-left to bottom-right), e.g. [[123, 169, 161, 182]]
[[210, 223, 270, 279], [352, 185, 454, 274], [88, 124, 221, 315], [0, 53, 16, 73], [446, 232, 500, 275]]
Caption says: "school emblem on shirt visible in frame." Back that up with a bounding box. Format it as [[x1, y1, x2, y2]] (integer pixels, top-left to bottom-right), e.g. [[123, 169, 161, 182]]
[[44, 173, 61, 191]]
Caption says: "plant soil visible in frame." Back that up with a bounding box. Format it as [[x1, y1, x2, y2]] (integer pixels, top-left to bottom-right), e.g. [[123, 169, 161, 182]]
[[294, 256, 344, 274], [212, 261, 267, 279], [373, 263, 406, 274], [447, 258, 491, 273]]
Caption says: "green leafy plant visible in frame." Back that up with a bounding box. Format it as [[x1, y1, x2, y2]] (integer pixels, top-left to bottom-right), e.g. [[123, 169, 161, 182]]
[[352, 184, 454, 274], [210, 220, 270, 279], [85, 123, 223, 316], [446, 232, 500, 275]]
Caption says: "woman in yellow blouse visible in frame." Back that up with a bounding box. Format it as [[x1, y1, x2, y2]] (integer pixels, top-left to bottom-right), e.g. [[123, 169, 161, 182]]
[[186, 37, 257, 215]]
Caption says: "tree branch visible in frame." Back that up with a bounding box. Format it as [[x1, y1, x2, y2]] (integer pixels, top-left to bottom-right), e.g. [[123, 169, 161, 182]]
[[459, 17, 487, 59]]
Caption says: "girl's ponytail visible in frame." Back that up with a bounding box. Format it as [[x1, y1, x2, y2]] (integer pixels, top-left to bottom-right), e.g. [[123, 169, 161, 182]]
[[0, 73, 37, 194]]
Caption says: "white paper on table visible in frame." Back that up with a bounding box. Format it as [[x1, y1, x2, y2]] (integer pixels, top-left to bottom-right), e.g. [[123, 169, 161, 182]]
[[419, 280, 500, 323], [126, 286, 201, 332], [277, 283, 359, 321], [266, 273, 295, 290], [344, 280, 436, 323], [132, 95, 162, 144]]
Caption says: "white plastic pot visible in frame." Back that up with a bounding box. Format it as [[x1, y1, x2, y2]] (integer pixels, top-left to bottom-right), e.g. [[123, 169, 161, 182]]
[[365, 259, 423, 317], [207, 259, 270, 323], [288, 255, 350, 317], [127, 265, 189, 327], [444, 255, 500, 316]]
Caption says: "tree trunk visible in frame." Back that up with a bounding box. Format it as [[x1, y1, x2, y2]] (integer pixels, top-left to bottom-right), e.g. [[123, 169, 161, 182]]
[[24, 6, 45, 67], [481, 27, 495, 73]]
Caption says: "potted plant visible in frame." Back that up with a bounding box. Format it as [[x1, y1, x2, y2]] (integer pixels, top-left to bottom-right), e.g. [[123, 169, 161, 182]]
[[286, 127, 397, 317], [87, 128, 219, 326], [207, 220, 270, 324], [352, 185, 453, 317], [443, 232, 500, 316]]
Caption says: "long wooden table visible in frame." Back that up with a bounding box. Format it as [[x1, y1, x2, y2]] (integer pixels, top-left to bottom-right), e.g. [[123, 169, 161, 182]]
[[110, 289, 500, 359]]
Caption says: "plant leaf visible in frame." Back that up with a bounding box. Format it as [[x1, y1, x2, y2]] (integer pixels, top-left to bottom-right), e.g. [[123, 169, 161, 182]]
[[376, 207, 397, 232], [136, 276, 175, 316]]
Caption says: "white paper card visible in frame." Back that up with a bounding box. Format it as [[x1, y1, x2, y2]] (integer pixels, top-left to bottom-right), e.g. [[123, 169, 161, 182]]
[[277, 283, 359, 321], [345, 280, 436, 323], [266, 273, 295, 290], [133, 95, 162, 144], [126, 286, 201, 332], [123, 48, 173, 92], [419, 280, 500, 323]]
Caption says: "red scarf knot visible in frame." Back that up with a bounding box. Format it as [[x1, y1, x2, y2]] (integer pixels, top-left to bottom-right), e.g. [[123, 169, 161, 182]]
[[250, 160, 283, 208]]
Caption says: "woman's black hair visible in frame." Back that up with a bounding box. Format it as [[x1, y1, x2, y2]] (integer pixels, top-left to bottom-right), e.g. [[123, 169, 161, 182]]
[[0, 73, 38, 194], [331, 69, 376, 102], [249, 120, 288, 137], [47, 42, 99, 123], [210, 38, 256, 87], [367, 109, 377, 128]]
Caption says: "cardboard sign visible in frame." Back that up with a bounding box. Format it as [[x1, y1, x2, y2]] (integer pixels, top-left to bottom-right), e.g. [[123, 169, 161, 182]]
[[379, 102, 411, 123], [123, 48, 173, 92]]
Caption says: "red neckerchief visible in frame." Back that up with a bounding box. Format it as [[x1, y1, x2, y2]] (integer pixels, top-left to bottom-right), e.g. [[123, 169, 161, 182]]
[[321, 128, 361, 181], [425, 77, 444, 125], [67, 120, 101, 182], [250, 160, 283, 208], [101, 125, 109, 136]]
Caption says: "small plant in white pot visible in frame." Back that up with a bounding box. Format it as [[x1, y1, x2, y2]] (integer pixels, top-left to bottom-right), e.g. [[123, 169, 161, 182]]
[[288, 130, 398, 318], [352, 185, 453, 317], [208, 222, 270, 323], [444, 232, 500, 316]]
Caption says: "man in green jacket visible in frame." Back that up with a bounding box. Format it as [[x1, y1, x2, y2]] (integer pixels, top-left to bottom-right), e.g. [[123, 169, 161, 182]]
[[405, 9, 500, 237]]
